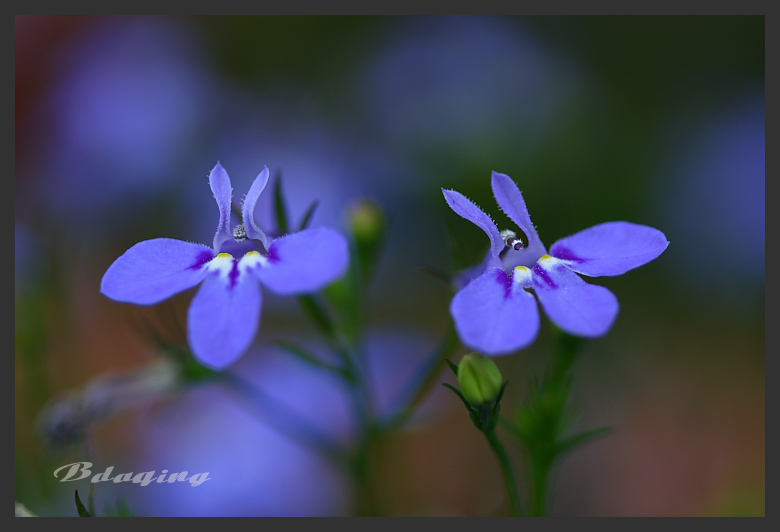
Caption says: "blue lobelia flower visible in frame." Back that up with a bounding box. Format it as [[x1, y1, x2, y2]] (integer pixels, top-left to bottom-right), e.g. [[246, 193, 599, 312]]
[[443, 172, 669, 356], [101, 163, 349, 369]]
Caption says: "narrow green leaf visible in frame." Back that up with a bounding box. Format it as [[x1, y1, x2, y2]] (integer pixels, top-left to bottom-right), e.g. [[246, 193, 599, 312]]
[[297, 200, 320, 231], [104, 499, 135, 517], [272, 339, 347, 376], [75, 490, 92, 517], [274, 172, 289, 235], [297, 295, 337, 340], [554, 426, 613, 458], [416, 266, 452, 286], [445, 358, 459, 377], [442, 382, 474, 415]]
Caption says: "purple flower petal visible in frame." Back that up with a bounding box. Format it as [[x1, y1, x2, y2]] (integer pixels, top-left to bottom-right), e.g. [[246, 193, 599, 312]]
[[241, 166, 270, 249], [100, 238, 213, 305], [550, 221, 669, 277], [209, 162, 234, 252], [442, 188, 504, 269], [532, 256, 619, 337], [491, 171, 547, 258], [187, 262, 262, 369], [450, 268, 540, 355], [254, 227, 349, 294]]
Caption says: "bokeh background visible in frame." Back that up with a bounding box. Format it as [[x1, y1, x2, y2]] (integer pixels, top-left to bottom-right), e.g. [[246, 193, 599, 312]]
[[15, 16, 764, 516]]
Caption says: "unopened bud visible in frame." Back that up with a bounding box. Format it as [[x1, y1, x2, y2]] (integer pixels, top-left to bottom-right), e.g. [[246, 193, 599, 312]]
[[348, 199, 387, 281], [457, 353, 503, 406], [349, 199, 386, 245]]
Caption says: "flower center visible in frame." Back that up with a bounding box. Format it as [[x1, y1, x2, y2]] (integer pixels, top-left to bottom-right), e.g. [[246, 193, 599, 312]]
[[233, 224, 248, 242], [499, 228, 546, 271], [499, 229, 524, 252], [207, 251, 268, 281]]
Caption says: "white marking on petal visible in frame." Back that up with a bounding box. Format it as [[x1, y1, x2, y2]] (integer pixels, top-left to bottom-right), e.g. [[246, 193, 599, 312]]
[[238, 250, 268, 274], [513, 265, 534, 288], [207, 253, 236, 279], [536, 254, 567, 270]]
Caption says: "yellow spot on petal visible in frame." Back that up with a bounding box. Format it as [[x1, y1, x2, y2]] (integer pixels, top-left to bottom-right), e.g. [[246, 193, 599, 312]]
[[539, 254, 553, 261], [238, 250, 267, 272], [513, 265, 533, 285], [216, 252, 234, 260]]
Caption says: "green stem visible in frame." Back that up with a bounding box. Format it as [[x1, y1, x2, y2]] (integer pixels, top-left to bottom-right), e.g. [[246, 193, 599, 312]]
[[524, 326, 581, 516], [528, 456, 550, 517], [485, 430, 523, 517], [380, 321, 458, 433]]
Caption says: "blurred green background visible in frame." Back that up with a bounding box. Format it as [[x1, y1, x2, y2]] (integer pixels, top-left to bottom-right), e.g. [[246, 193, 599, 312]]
[[15, 16, 764, 516]]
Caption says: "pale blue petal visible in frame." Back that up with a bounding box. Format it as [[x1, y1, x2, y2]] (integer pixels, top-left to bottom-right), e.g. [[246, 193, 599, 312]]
[[242, 166, 270, 249], [450, 268, 540, 356], [254, 227, 349, 294], [491, 171, 547, 259], [209, 162, 234, 252], [101, 238, 213, 305], [187, 266, 262, 369], [550, 221, 669, 277], [532, 258, 619, 337], [442, 188, 504, 269]]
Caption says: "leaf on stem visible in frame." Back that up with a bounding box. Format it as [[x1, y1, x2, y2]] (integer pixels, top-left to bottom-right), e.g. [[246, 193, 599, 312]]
[[445, 358, 460, 377], [272, 339, 347, 377], [274, 172, 289, 235], [553, 426, 613, 458], [297, 200, 320, 232], [75, 490, 91, 517]]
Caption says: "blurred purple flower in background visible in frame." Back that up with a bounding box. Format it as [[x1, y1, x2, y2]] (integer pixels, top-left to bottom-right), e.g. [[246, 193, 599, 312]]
[[359, 16, 579, 160], [444, 172, 668, 355], [659, 90, 764, 307], [115, 328, 441, 516], [101, 163, 349, 368], [18, 17, 216, 231]]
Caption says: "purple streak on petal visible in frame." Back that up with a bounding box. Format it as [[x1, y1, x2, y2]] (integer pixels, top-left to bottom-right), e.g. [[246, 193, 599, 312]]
[[550, 221, 669, 277], [533, 260, 618, 337], [254, 227, 349, 294], [187, 270, 262, 369], [491, 171, 547, 260], [100, 238, 213, 305], [442, 188, 503, 269], [209, 162, 234, 252], [242, 166, 270, 249], [450, 268, 540, 355]]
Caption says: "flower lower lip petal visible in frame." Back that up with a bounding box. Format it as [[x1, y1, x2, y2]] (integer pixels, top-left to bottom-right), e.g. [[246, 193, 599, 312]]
[[451, 268, 540, 355], [187, 265, 262, 369], [533, 262, 619, 337]]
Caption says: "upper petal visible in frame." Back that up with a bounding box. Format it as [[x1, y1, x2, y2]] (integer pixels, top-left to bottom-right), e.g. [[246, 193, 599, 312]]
[[450, 268, 540, 356], [550, 221, 669, 277], [209, 162, 234, 252], [532, 256, 619, 337], [187, 260, 262, 369], [100, 238, 213, 305], [442, 188, 504, 269], [253, 227, 349, 294], [241, 166, 270, 249], [490, 171, 547, 258]]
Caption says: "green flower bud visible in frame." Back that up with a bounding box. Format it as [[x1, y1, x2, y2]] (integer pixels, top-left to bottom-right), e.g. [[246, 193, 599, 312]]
[[348, 199, 387, 280], [457, 353, 503, 406], [349, 199, 386, 245]]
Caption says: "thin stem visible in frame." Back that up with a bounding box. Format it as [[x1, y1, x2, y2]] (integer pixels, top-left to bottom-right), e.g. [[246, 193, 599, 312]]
[[522, 326, 582, 516], [219, 372, 346, 465], [527, 455, 550, 517], [379, 320, 458, 433], [485, 430, 523, 517]]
